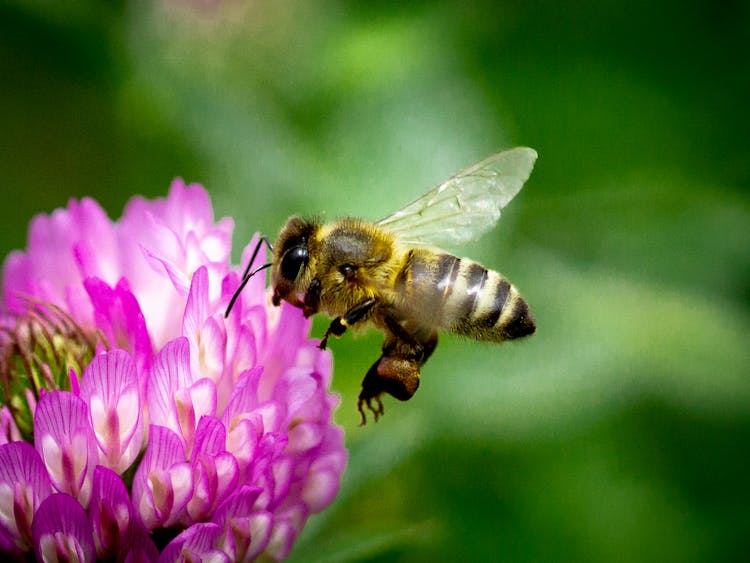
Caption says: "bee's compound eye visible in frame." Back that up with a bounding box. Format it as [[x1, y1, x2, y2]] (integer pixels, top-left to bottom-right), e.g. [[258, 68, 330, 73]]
[[280, 246, 308, 281]]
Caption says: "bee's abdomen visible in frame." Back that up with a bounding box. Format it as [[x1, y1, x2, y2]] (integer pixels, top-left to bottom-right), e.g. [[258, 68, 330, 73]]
[[397, 250, 535, 342]]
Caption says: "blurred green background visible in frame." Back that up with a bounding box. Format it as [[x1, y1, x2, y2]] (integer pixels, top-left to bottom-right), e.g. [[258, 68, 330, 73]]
[[2, 1, 749, 561]]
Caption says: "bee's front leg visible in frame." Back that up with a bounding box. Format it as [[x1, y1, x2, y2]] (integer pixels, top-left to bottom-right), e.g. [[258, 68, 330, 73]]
[[319, 297, 377, 350]]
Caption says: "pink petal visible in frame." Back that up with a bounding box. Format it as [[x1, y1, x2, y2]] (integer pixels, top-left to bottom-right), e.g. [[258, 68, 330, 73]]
[[117, 181, 233, 348], [65, 198, 120, 284], [85, 277, 153, 375], [211, 487, 269, 561], [263, 516, 297, 561], [183, 267, 227, 391], [195, 315, 228, 390], [32, 493, 95, 563], [148, 338, 193, 437], [79, 350, 143, 473], [164, 179, 212, 231], [269, 456, 293, 509], [187, 451, 238, 523], [141, 246, 191, 295], [273, 367, 319, 422], [158, 522, 228, 563], [182, 266, 210, 341], [192, 416, 226, 458], [221, 367, 263, 425], [222, 301, 258, 381], [163, 179, 233, 253], [286, 421, 323, 454], [0, 442, 53, 552], [89, 466, 136, 559], [175, 379, 217, 450], [249, 402, 284, 435], [1, 252, 36, 313], [225, 510, 273, 562], [213, 485, 263, 520], [302, 466, 343, 513], [224, 418, 262, 481], [122, 522, 159, 563], [33, 392, 96, 505], [132, 425, 193, 529], [185, 420, 233, 519], [4, 197, 118, 324], [212, 453, 240, 508]]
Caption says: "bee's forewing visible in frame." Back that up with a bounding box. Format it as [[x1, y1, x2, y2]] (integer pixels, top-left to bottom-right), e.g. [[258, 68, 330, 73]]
[[377, 147, 537, 247]]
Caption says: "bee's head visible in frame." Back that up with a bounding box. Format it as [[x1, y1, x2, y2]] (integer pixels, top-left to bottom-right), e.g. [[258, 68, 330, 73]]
[[271, 216, 318, 307]]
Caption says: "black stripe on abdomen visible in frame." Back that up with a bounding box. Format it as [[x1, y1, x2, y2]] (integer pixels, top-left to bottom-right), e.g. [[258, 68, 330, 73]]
[[474, 278, 511, 328]]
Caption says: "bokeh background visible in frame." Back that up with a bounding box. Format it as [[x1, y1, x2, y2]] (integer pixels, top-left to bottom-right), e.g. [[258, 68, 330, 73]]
[[2, 1, 749, 561]]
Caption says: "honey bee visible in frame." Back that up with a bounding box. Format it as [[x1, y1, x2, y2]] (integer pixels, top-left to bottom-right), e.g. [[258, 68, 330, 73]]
[[227, 147, 537, 424]]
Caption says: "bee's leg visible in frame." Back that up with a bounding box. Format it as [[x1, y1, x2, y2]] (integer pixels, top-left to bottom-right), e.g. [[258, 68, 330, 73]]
[[383, 317, 439, 364], [301, 278, 321, 318], [319, 297, 377, 350], [358, 358, 386, 425], [357, 354, 422, 425]]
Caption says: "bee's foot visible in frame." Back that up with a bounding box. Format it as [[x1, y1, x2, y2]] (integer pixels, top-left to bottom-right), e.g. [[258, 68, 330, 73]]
[[357, 395, 384, 426], [319, 331, 337, 350], [320, 317, 349, 350]]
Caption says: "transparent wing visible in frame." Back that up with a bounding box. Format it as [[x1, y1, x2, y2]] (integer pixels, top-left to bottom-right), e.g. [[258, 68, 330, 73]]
[[377, 147, 537, 247]]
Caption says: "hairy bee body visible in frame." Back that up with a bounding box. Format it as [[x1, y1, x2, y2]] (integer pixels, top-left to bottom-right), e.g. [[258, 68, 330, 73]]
[[230, 147, 539, 424], [267, 217, 535, 423]]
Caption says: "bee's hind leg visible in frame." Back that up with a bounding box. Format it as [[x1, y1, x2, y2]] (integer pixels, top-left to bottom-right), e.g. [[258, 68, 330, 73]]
[[357, 354, 421, 425], [383, 316, 438, 364], [357, 394, 384, 426]]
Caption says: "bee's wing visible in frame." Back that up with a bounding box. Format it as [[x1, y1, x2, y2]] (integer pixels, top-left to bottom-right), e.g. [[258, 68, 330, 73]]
[[377, 147, 537, 247]]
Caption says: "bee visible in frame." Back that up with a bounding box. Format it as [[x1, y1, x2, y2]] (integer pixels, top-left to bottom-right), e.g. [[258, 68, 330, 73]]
[[227, 147, 537, 424]]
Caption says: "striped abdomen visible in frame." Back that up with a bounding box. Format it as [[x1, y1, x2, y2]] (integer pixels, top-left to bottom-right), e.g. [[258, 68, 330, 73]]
[[395, 249, 535, 342]]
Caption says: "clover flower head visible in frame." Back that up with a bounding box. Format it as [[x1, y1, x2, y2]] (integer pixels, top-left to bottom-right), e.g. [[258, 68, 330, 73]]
[[0, 180, 346, 560]]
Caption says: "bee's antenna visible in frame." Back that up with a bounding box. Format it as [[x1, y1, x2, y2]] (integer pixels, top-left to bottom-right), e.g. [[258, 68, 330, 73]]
[[225, 236, 273, 317]]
